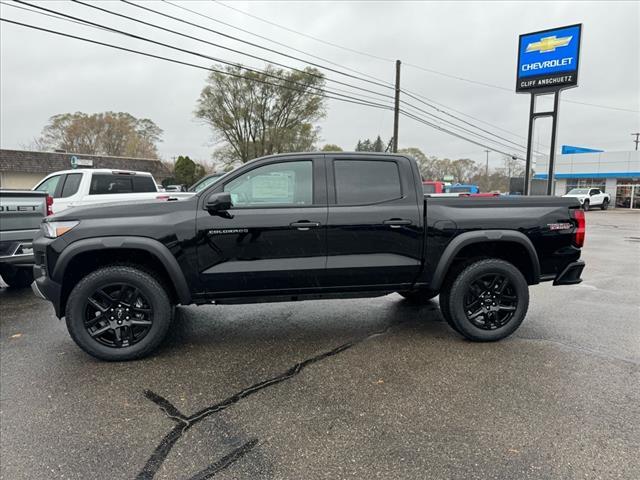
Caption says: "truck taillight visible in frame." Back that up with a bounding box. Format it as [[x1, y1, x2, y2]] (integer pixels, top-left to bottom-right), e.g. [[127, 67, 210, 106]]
[[571, 208, 585, 247], [46, 195, 54, 216]]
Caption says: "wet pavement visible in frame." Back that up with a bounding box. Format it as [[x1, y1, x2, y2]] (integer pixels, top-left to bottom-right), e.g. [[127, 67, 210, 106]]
[[1, 210, 639, 479]]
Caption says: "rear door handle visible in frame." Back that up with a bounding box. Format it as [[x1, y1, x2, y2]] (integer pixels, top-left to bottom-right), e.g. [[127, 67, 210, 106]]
[[290, 221, 321, 231], [383, 218, 413, 228]]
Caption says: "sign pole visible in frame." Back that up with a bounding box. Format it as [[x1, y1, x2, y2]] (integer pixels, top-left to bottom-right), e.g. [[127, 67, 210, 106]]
[[546, 90, 561, 195], [523, 94, 536, 196]]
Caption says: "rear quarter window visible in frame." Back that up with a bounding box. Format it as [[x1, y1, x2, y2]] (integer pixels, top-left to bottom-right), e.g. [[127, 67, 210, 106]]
[[133, 175, 157, 193], [89, 175, 133, 194], [334, 160, 402, 205]]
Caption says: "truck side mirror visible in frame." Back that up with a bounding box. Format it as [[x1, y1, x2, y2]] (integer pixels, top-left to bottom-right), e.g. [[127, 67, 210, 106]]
[[206, 192, 232, 212]]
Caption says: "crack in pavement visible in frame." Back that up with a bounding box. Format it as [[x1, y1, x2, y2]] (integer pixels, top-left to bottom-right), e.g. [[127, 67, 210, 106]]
[[186, 439, 259, 480], [136, 321, 400, 479]]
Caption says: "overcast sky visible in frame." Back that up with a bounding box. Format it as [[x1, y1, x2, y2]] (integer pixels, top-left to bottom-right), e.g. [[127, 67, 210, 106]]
[[1, 1, 639, 170]]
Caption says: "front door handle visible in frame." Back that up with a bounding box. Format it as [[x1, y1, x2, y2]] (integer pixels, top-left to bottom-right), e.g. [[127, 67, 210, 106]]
[[290, 221, 321, 231], [383, 218, 413, 228]]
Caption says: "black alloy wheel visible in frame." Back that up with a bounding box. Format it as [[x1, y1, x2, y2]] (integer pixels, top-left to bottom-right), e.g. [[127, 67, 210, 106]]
[[446, 258, 529, 342], [462, 274, 518, 330], [84, 283, 153, 348], [66, 265, 172, 361]]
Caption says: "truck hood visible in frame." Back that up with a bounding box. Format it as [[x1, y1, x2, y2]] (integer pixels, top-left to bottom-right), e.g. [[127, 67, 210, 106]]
[[562, 194, 587, 200]]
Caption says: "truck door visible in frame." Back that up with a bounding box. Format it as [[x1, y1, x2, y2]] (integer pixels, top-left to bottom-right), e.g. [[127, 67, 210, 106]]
[[325, 155, 423, 288], [196, 156, 328, 294]]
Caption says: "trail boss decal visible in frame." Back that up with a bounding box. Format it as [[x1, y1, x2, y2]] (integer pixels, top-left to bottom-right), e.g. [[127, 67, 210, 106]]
[[548, 223, 572, 231]]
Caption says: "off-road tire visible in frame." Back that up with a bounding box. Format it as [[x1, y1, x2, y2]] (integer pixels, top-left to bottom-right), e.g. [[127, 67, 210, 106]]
[[601, 199, 609, 210], [446, 259, 529, 342], [582, 200, 590, 211], [66, 265, 172, 361]]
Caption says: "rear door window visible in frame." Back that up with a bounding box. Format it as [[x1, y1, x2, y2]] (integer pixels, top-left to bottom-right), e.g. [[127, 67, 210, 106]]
[[132, 175, 157, 193], [60, 173, 82, 198], [89, 175, 134, 195], [334, 160, 401, 205]]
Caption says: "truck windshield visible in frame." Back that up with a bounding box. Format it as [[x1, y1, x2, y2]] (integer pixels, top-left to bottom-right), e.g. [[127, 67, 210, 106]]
[[189, 173, 227, 192]]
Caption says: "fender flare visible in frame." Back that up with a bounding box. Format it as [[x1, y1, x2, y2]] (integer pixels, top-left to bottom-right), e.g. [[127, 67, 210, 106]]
[[429, 230, 541, 291], [52, 236, 191, 305]]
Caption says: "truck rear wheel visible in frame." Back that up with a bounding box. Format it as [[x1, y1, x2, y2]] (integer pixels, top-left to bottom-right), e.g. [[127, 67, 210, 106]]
[[445, 259, 529, 342], [65, 265, 172, 361]]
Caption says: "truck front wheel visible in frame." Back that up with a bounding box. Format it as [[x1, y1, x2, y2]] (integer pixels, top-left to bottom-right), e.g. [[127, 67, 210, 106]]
[[444, 259, 529, 341], [65, 265, 172, 361]]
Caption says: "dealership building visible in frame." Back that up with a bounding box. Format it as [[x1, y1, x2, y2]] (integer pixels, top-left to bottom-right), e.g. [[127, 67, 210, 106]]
[[0, 149, 171, 189], [534, 149, 640, 209]]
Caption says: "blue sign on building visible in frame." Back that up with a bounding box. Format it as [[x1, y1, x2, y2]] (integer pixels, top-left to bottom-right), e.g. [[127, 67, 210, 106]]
[[561, 145, 604, 155], [516, 24, 581, 92]]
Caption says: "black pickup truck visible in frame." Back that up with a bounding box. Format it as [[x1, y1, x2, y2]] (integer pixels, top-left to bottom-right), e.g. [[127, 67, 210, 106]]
[[31, 152, 586, 361]]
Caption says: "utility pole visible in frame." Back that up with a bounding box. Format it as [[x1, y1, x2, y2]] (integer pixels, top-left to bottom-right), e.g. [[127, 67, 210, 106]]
[[392, 60, 401, 153], [632, 132, 640, 151], [484, 149, 490, 177]]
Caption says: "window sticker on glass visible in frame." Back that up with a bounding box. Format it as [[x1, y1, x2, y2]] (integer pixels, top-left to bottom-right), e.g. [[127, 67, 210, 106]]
[[251, 174, 292, 200]]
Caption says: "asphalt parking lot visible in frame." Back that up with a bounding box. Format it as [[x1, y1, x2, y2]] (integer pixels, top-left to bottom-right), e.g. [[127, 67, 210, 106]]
[[1, 210, 639, 480]]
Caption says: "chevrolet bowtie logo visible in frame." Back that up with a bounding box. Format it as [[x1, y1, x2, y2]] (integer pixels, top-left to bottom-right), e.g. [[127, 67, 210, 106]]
[[526, 35, 572, 53]]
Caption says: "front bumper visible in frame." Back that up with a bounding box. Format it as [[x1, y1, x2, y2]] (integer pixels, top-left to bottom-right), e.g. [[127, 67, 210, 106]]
[[32, 264, 63, 317], [553, 260, 585, 286]]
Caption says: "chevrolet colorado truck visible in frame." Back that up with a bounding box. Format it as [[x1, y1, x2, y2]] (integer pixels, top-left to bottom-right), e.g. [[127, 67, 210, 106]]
[[31, 152, 586, 361], [0, 190, 51, 287]]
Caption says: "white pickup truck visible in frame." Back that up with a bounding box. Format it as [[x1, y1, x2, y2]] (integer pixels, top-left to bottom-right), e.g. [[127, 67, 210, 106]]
[[33, 169, 194, 214], [563, 187, 611, 211]]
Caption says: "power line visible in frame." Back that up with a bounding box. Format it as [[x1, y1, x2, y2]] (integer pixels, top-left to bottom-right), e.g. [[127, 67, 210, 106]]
[[401, 90, 531, 152], [119, 0, 394, 92], [212, 0, 395, 63], [67, 0, 397, 101], [0, 17, 395, 113], [162, 0, 394, 88], [60, 0, 531, 152], [211, 0, 639, 114], [14, 1, 396, 109], [400, 109, 524, 160], [130, 0, 534, 152], [170, 0, 540, 145]]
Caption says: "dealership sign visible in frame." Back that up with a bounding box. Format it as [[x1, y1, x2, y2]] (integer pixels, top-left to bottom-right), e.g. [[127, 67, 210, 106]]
[[516, 24, 581, 92]]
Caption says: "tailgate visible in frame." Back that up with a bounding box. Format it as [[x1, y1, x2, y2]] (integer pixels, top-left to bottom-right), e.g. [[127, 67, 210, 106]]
[[0, 190, 47, 235]]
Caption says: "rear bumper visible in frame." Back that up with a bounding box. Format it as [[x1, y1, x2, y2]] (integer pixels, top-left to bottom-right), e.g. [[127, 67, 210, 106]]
[[0, 253, 34, 267], [553, 260, 585, 286], [32, 264, 63, 317]]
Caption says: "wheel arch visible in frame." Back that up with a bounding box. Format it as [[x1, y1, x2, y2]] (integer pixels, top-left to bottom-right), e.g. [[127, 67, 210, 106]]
[[429, 230, 541, 291], [53, 237, 191, 316]]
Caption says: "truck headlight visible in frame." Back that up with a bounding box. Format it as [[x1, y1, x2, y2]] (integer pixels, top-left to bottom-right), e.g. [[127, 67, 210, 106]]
[[42, 221, 79, 238]]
